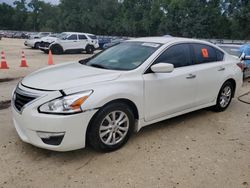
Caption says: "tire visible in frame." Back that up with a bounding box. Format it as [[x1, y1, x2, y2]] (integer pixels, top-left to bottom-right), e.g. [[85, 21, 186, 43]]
[[51, 45, 63, 55], [87, 102, 135, 152], [34, 42, 40, 49], [86, 45, 94, 54], [213, 81, 234, 112]]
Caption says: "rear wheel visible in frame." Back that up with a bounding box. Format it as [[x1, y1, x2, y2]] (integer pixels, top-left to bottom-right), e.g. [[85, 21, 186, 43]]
[[86, 45, 94, 54], [87, 102, 135, 152], [213, 81, 234, 112]]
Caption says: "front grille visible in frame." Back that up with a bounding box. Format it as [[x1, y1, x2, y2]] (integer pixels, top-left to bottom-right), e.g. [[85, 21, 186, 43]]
[[39, 42, 50, 48], [14, 90, 37, 112]]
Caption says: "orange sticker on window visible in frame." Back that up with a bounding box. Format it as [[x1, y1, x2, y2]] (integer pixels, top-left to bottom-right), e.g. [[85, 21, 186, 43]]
[[201, 48, 209, 58]]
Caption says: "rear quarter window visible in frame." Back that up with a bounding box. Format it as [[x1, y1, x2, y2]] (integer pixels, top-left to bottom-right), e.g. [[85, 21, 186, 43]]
[[216, 49, 224, 61], [88, 35, 97, 39], [192, 44, 224, 64]]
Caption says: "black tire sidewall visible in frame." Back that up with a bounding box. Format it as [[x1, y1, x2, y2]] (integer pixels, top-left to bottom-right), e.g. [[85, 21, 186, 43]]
[[51, 45, 63, 54], [86, 45, 94, 54], [214, 81, 233, 111], [87, 103, 135, 152], [34, 42, 40, 49]]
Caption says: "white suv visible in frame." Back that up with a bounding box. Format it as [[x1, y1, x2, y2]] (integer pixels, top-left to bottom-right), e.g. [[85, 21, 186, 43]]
[[39, 32, 99, 54], [24, 32, 52, 49]]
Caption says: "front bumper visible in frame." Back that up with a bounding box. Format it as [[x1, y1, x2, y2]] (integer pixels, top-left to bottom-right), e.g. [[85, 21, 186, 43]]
[[11, 85, 97, 151], [24, 41, 34, 48]]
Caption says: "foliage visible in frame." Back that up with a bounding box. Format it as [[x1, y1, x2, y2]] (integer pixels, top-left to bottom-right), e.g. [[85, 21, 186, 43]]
[[0, 0, 249, 39]]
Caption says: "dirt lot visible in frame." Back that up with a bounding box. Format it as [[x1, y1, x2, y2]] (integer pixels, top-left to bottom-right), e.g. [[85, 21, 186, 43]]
[[0, 38, 250, 188]]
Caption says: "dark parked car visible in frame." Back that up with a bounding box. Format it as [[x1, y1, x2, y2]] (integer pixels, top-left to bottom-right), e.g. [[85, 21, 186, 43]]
[[103, 38, 127, 49], [98, 37, 112, 49]]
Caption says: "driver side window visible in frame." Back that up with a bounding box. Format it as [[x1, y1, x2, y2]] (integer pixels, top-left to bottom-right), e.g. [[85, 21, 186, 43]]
[[154, 44, 192, 68], [67, 34, 77, 40]]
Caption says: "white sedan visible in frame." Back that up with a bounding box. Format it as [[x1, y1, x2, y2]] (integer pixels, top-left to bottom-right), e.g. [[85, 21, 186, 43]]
[[12, 37, 244, 152]]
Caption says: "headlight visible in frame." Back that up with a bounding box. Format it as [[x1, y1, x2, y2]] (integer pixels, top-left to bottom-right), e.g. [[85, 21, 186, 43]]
[[39, 90, 93, 114]]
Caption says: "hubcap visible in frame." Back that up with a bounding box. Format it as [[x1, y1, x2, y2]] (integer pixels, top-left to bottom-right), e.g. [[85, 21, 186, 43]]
[[219, 86, 232, 108], [99, 111, 129, 145]]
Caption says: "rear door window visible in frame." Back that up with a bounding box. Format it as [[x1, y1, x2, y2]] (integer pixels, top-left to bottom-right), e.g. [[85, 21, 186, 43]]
[[192, 44, 224, 64], [79, 35, 87, 40], [154, 44, 192, 68]]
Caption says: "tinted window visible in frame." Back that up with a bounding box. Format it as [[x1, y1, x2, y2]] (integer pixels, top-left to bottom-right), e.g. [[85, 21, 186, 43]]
[[88, 35, 97, 39], [154, 44, 192, 68], [79, 35, 87, 40], [67, 34, 77, 40], [192, 44, 222, 64], [216, 49, 224, 61]]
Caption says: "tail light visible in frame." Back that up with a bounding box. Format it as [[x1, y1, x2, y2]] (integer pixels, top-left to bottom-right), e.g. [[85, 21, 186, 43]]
[[237, 62, 244, 72]]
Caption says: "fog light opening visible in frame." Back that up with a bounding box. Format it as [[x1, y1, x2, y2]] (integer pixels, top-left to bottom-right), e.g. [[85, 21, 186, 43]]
[[37, 131, 65, 139], [37, 131, 65, 146]]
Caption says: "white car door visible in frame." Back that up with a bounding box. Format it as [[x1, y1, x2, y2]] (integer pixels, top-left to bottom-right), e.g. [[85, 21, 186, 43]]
[[190, 43, 226, 106], [78, 34, 88, 49], [62, 34, 79, 50], [143, 43, 198, 122]]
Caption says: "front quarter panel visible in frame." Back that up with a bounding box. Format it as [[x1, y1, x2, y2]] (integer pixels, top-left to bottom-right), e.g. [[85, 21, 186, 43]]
[[63, 74, 144, 122]]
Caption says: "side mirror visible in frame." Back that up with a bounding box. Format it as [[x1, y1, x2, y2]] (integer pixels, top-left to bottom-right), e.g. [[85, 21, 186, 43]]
[[240, 53, 250, 61], [151, 63, 174, 73]]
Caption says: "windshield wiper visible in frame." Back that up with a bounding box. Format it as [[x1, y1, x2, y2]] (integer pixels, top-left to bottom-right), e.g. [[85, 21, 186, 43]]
[[89, 63, 108, 69]]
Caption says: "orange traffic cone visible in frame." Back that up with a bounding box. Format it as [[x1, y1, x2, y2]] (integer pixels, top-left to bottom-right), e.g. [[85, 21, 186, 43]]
[[20, 51, 28, 67], [48, 50, 54, 65], [0, 51, 9, 69]]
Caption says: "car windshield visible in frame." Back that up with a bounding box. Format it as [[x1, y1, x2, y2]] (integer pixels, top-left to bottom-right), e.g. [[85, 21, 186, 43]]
[[84, 42, 161, 70]]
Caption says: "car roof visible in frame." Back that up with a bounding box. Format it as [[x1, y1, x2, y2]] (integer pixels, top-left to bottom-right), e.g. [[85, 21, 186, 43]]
[[63, 32, 95, 35], [128, 37, 214, 45]]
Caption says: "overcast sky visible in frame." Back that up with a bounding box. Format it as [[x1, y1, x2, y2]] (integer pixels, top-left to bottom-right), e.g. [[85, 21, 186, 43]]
[[0, 0, 59, 5]]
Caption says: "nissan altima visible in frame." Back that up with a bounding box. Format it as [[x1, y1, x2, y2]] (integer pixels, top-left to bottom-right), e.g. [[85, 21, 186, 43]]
[[12, 37, 244, 152]]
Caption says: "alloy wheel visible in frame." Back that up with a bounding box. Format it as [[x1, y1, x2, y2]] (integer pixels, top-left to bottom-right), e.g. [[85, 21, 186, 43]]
[[99, 111, 129, 146], [219, 86, 232, 108]]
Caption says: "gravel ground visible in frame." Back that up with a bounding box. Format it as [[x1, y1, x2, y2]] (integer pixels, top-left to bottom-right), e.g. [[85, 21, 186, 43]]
[[0, 38, 250, 188]]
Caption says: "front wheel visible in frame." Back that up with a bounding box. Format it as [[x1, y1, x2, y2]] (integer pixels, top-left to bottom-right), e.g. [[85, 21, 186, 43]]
[[87, 103, 135, 152], [213, 81, 234, 112], [51, 45, 63, 55]]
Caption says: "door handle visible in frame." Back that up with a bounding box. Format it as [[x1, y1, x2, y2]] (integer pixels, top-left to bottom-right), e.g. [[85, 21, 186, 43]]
[[186, 74, 196, 79], [218, 67, 225, 71]]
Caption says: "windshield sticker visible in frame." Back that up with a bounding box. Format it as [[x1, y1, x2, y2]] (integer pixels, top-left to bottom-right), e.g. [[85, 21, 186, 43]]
[[201, 48, 209, 58], [142, 43, 160, 48]]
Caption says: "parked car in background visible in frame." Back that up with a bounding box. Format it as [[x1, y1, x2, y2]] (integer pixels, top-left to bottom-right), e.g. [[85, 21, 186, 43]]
[[12, 37, 244, 152], [29, 32, 51, 39], [239, 44, 250, 78], [24, 33, 55, 49], [217, 44, 250, 78], [4, 32, 15, 38], [103, 38, 127, 49], [97, 36, 112, 49], [13, 32, 29, 39], [39, 32, 99, 54], [216, 44, 241, 57]]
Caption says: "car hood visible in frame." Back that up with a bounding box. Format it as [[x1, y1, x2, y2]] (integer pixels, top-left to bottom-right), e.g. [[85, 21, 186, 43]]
[[21, 62, 121, 90], [41, 36, 57, 43]]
